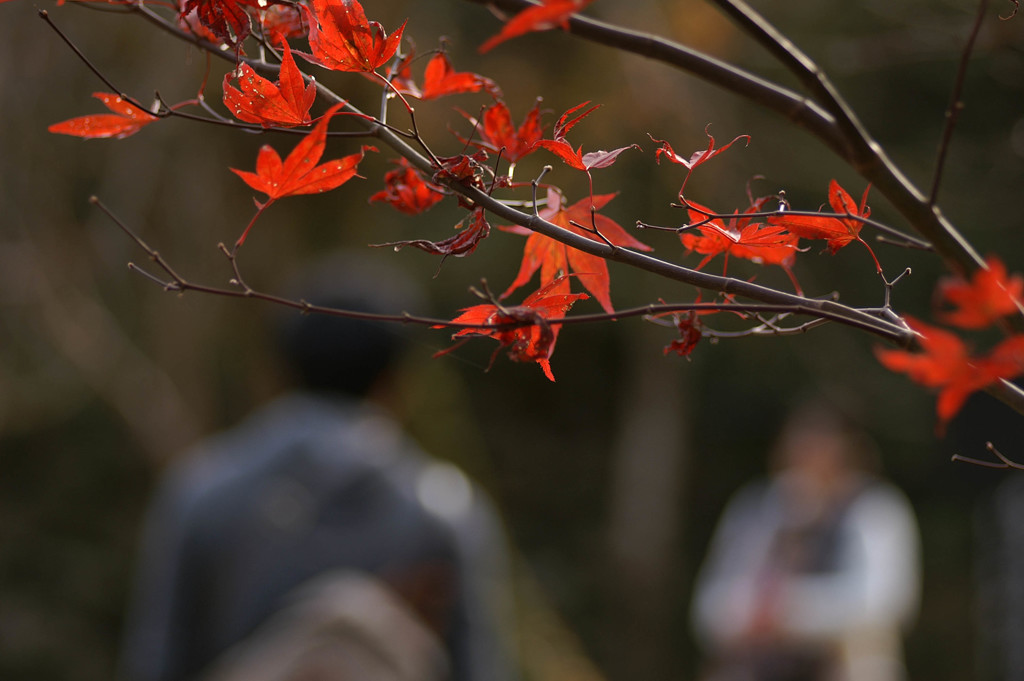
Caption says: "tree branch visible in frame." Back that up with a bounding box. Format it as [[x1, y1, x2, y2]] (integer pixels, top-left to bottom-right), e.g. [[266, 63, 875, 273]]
[[460, 0, 990, 281], [930, 0, 989, 205]]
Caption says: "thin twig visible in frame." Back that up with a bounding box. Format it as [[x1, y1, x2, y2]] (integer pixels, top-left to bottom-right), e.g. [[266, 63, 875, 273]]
[[930, 0, 989, 205], [952, 442, 1024, 469]]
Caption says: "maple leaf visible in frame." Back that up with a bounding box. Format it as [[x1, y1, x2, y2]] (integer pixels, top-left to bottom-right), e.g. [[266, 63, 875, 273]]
[[768, 179, 881, 272], [48, 92, 160, 139], [369, 158, 446, 215], [457, 99, 545, 168], [479, 0, 595, 53], [875, 316, 1024, 431], [502, 189, 652, 313], [389, 51, 422, 98], [532, 101, 639, 172], [410, 52, 500, 100], [682, 198, 799, 285], [938, 256, 1024, 329], [436, 275, 589, 381], [180, 0, 261, 46], [649, 128, 750, 196], [222, 41, 316, 128], [230, 103, 376, 245], [664, 310, 703, 358], [260, 5, 308, 41], [373, 207, 490, 259], [303, 0, 407, 73], [432, 150, 491, 190], [179, 2, 228, 44]]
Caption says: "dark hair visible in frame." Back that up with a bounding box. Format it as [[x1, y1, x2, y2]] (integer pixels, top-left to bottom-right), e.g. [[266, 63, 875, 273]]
[[772, 395, 882, 474], [273, 254, 423, 398]]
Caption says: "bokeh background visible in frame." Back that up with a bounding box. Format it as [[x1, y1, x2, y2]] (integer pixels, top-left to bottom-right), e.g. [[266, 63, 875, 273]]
[[3, 0, 1024, 679]]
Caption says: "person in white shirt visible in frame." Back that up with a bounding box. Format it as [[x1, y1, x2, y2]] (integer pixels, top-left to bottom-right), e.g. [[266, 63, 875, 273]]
[[691, 403, 921, 681]]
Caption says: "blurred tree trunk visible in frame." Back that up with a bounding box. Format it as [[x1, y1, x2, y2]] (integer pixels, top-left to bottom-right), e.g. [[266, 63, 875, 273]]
[[604, 325, 690, 681]]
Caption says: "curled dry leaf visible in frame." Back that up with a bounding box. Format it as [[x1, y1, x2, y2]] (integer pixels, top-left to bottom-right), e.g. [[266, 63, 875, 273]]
[[180, 0, 262, 46], [532, 101, 639, 172], [650, 127, 750, 195], [373, 207, 490, 259]]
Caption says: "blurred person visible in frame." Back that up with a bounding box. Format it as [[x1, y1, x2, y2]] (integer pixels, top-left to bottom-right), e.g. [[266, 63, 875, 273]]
[[690, 403, 920, 681], [118, 255, 518, 681], [975, 457, 1024, 681]]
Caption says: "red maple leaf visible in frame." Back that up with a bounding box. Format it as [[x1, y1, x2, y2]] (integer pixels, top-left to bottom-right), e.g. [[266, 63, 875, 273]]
[[179, 1, 228, 44], [875, 316, 1024, 431], [48, 93, 160, 139], [457, 99, 545, 168], [180, 0, 261, 46], [502, 189, 652, 313], [938, 256, 1024, 329], [479, 0, 595, 53], [650, 128, 750, 196], [436, 275, 589, 381], [222, 41, 316, 128], [303, 0, 407, 73], [230, 103, 376, 245], [260, 5, 308, 41], [682, 198, 800, 287], [664, 310, 704, 358], [387, 51, 422, 97], [768, 179, 881, 271], [369, 158, 446, 215], [373, 207, 490, 259], [413, 52, 500, 100], [532, 101, 639, 173], [432, 150, 490, 190]]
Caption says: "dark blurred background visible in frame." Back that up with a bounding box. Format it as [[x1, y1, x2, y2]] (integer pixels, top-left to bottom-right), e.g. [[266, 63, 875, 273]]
[[2, 0, 1024, 679]]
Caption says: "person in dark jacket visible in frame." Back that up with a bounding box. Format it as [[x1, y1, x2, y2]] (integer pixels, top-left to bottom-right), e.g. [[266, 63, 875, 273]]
[[118, 255, 517, 681]]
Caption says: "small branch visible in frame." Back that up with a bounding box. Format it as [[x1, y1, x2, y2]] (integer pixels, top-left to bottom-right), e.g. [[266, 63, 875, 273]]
[[92, 194, 913, 343], [569, 213, 616, 252], [127, 262, 180, 291], [40, 8, 153, 118], [531, 166, 553, 217], [372, 71, 444, 168], [881, 267, 913, 311], [702, 314, 830, 339], [952, 441, 1024, 469], [40, 9, 118, 92], [930, 0, 989, 205], [460, 0, 847, 155]]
